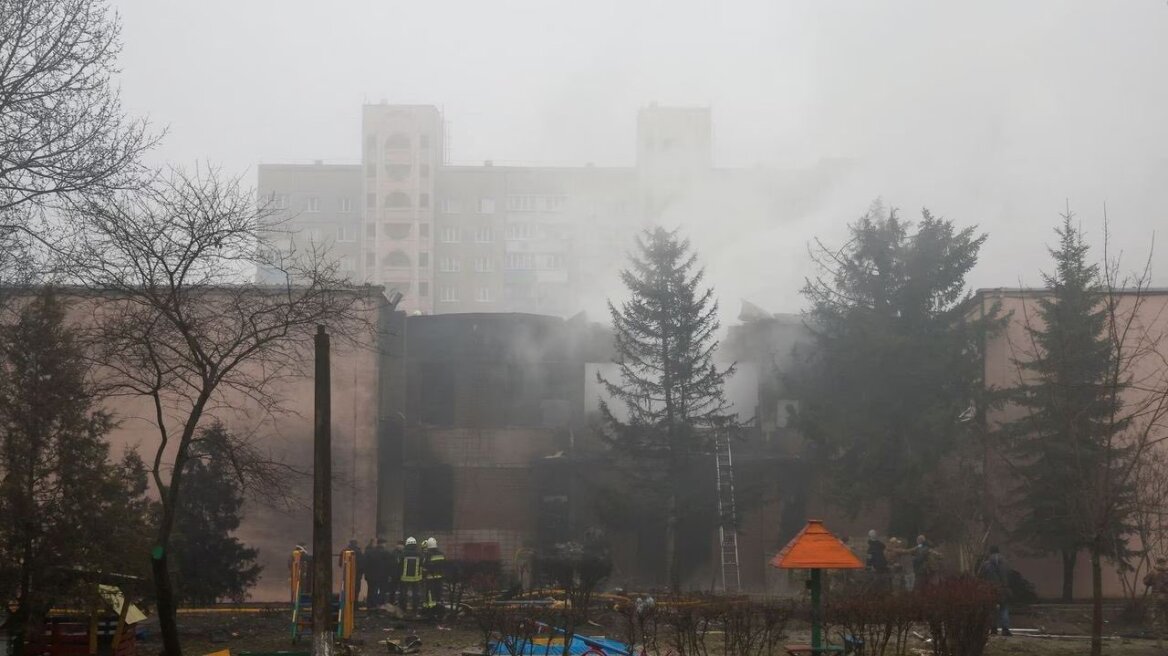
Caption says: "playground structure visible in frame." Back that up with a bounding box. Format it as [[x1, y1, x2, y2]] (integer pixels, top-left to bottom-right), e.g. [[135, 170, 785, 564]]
[[288, 549, 357, 644], [770, 519, 864, 655], [22, 572, 147, 656]]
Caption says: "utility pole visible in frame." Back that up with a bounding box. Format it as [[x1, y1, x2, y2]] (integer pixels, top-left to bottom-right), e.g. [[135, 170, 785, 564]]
[[312, 325, 334, 656]]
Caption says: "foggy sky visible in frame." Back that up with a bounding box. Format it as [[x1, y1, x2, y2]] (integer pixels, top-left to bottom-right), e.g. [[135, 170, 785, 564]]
[[113, 0, 1168, 317]]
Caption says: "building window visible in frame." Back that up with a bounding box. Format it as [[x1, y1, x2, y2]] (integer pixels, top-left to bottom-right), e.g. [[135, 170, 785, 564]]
[[420, 164, 430, 178], [419, 134, 431, 149], [336, 226, 357, 243], [339, 197, 352, 213], [474, 226, 493, 243], [339, 255, 356, 273], [386, 164, 411, 181], [365, 163, 376, 177], [364, 252, 375, 268], [418, 252, 429, 268], [544, 254, 565, 269], [505, 223, 531, 240], [385, 222, 411, 239], [438, 256, 461, 273], [543, 195, 567, 212], [271, 193, 288, 209], [473, 257, 494, 273], [366, 193, 377, 208], [438, 285, 458, 302], [507, 195, 537, 212], [505, 253, 534, 270], [385, 192, 410, 208], [306, 196, 320, 213], [419, 193, 430, 208], [478, 198, 496, 214], [441, 198, 461, 214], [385, 133, 410, 149], [476, 286, 493, 303], [365, 223, 376, 239], [440, 227, 459, 243], [383, 250, 411, 268], [419, 223, 430, 238], [304, 227, 323, 243], [419, 281, 429, 297]]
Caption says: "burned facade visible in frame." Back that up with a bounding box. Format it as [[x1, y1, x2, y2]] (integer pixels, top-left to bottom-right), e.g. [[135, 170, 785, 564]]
[[376, 312, 611, 566]]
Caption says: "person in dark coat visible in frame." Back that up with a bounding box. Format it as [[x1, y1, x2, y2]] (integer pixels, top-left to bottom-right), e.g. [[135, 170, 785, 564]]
[[866, 529, 889, 573], [978, 545, 1011, 636], [386, 539, 404, 607], [365, 538, 389, 608]]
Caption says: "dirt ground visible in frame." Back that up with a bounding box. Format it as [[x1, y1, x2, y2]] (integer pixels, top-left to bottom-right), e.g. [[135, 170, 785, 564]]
[[148, 606, 1167, 656]]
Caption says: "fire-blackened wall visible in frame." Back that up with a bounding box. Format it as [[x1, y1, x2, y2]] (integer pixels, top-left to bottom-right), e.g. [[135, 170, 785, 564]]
[[379, 312, 609, 567]]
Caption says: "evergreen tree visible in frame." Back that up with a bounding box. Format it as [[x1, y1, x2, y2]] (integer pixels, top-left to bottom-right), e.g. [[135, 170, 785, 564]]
[[169, 423, 262, 605], [792, 204, 998, 539], [1001, 214, 1131, 601], [0, 289, 152, 656], [597, 227, 735, 592]]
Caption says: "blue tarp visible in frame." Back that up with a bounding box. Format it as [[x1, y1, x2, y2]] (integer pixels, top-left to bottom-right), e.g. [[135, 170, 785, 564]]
[[487, 635, 631, 656]]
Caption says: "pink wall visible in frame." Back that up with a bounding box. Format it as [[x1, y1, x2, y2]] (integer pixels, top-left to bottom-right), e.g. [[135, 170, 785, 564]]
[[978, 288, 1168, 598], [59, 293, 384, 602]]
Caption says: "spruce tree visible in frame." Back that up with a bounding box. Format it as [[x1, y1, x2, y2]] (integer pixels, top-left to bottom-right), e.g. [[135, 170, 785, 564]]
[[792, 204, 998, 539], [0, 289, 152, 656], [597, 227, 735, 592], [169, 424, 262, 605], [1002, 214, 1129, 601]]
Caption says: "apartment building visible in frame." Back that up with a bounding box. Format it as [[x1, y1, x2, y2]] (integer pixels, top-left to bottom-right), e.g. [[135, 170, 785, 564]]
[[258, 103, 833, 316]]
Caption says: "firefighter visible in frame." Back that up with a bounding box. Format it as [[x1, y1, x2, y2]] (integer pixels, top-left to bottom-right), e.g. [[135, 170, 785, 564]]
[[399, 536, 423, 614], [422, 537, 447, 615]]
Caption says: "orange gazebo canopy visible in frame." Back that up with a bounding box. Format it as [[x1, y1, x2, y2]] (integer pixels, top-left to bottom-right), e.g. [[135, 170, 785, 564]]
[[770, 519, 864, 570]]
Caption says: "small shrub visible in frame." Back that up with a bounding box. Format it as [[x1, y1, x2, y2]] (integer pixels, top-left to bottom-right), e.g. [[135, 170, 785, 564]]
[[720, 599, 795, 656], [616, 595, 664, 656], [826, 590, 920, 656], [659, 598, 719, 656], [919, 577, 998, 656]]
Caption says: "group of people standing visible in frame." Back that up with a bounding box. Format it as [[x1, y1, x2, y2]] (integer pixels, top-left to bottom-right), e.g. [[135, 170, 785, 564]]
[[290, 536, 447, 616], [862, 530, 939, 591], [859, 531, 1013, 636], [346, 536, 447, 614]]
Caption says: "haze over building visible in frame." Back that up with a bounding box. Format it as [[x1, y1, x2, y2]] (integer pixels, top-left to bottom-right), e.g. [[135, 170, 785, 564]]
[[257, 103, 842, 317]]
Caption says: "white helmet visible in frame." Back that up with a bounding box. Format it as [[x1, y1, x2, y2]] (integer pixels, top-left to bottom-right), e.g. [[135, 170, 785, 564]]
[[425, 537, 438, 549], [405, 536, 417, 546]]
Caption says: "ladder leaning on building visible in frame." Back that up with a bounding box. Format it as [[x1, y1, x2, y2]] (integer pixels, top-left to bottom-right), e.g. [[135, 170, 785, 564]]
[[714, 432, 741, 594]]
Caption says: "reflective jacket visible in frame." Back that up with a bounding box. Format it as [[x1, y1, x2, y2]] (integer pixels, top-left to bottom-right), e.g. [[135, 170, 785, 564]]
[[423, 548, 446, 580], [400, 544, 423, 583]]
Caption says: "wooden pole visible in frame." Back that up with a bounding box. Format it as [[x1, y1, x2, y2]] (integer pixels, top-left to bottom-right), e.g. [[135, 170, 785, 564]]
[[312, 326, 334, 656], [111, 596, 131, 652]]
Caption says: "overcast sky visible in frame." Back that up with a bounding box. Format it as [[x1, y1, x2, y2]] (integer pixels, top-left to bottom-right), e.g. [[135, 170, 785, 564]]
[[112, 0, 1168, 315]]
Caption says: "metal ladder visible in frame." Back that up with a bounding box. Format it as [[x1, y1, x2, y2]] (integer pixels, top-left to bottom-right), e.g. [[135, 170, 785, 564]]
[[714, 433, 741, 593]]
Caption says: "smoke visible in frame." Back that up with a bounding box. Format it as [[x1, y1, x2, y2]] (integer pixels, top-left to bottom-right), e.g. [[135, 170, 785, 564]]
[[114, 0, 1168, 321]]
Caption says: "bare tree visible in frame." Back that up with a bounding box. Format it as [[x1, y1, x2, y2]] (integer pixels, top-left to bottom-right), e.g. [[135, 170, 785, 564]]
[[1120, 448, 1168, 600], [0, 0, 153, 217], [61, 167, 380, 656]]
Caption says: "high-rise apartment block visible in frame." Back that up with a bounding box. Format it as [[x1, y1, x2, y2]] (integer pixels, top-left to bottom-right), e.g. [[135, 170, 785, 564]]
[[258, 103, 833, 316]]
